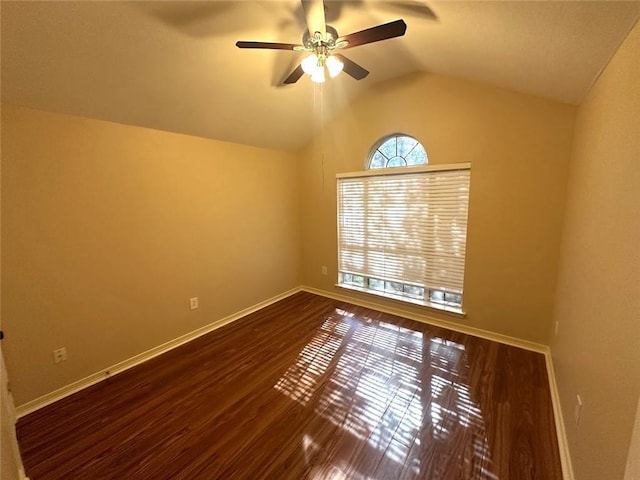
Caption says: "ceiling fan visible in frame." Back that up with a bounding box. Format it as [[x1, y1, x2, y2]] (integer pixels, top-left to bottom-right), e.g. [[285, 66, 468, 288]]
[[235, 0, 407, 85]]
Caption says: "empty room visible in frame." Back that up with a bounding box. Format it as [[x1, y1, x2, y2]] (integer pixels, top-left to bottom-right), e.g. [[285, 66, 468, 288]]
[[1, 1, 639, 479]]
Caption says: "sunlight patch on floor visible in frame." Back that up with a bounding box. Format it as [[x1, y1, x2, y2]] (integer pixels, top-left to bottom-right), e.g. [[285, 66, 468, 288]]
[[276, 306, 499, 479]]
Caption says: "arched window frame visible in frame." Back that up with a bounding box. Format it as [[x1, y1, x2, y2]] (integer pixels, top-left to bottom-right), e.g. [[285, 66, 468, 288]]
[[366, 133, 428, 170]]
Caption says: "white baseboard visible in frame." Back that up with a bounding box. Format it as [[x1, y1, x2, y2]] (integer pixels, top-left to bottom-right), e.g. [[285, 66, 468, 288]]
[[545, 349, 575, 480], [16, 287, 302, 418], [301, 285, 547, 353]]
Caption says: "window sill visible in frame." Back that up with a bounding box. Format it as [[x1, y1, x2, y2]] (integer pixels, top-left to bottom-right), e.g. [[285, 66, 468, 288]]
[[335, 283, 467, 319]]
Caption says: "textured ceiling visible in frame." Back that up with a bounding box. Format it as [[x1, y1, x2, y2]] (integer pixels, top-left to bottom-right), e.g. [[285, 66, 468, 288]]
[[2, 1, 639, 151]]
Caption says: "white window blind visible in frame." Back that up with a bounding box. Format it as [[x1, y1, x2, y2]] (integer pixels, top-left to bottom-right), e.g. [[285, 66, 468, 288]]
[[337, 164, 470, 307]]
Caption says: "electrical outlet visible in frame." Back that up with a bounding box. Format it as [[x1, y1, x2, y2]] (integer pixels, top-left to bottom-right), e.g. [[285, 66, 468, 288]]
[[321, 266, 328, 275], [189, 297, 199, 310], [574, 394, 583, 426], [554, 321, 559, 336], [53, 347, 67, 364]]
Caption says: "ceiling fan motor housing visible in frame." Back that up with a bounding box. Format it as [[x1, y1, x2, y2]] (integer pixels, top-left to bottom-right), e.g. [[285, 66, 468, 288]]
[[303, 25, 340, 50]]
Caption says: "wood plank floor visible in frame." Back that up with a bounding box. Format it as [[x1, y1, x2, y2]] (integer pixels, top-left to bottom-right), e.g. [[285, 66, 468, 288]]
[[17, 292, 562, 479]]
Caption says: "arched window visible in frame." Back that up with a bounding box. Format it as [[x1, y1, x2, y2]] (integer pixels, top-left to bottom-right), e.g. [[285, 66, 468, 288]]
[[368, 134, 427, 169]]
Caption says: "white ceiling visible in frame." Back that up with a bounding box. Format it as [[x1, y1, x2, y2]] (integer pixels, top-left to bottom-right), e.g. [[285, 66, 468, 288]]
[[2, 1, 639, 152]]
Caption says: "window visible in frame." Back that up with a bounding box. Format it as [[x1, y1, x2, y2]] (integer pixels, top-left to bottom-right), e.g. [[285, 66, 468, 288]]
[[368, 134, 427, 169], [337, 136, 470, 312]]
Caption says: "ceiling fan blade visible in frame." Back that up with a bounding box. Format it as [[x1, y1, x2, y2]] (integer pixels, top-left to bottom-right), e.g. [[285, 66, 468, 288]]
[[334, 54, 369, 80], [301, 0, 326, 37], [236, 41, 300, 50], [283, 64, 305, 84], [338, 19, 407, 49]]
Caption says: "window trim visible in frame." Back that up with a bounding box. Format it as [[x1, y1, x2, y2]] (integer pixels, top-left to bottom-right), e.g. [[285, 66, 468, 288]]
[[338, 162, 471, 180], [335, 282, 467, 318]]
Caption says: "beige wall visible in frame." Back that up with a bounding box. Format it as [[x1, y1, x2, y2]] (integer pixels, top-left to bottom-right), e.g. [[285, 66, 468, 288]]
[[1, 106, 300, 406], [298, 72, 576, 344], [551, 20, 640, 480]]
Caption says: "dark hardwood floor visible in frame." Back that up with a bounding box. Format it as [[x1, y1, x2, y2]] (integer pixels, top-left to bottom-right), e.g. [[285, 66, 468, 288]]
[[17, 292, 562, 479]]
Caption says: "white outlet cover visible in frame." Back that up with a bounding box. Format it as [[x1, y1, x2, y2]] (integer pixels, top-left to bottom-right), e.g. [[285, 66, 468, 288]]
[[53, 347, 67, 363], [189, 297, 199, 310]]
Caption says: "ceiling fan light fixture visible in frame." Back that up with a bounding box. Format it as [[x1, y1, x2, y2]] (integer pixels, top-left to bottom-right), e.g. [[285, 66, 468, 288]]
[[326, 55, 344, 78], [310, 66, 326, 83], [302, 52, 328, 83], [301, 54, 319, 75]]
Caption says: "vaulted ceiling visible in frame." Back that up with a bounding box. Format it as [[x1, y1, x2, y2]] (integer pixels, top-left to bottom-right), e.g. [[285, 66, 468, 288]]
[[2, 1, 639, 151]]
